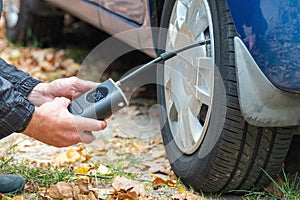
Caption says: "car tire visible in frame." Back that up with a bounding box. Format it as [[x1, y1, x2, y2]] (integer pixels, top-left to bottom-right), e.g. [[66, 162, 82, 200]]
[[157, 0, 293, 193], [4, 0, 63, 45]]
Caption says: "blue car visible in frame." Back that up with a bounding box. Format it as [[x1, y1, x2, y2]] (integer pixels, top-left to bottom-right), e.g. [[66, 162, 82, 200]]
[[4, 0, 300, 193]]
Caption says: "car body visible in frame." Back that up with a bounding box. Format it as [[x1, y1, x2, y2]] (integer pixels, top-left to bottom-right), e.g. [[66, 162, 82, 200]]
[[4, 0, 300, 193]]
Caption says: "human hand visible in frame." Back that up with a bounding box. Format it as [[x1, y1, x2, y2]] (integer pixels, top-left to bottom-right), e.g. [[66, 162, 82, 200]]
[[28, 77, 97, 106], [23, 97, 107, 147]]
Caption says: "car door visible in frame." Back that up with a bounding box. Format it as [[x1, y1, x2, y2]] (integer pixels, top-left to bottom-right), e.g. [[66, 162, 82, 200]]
[[96, 0, 156, 56]]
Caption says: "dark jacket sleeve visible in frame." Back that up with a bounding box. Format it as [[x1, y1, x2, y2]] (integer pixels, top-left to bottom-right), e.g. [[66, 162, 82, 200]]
[[0, 58, 41, 96], [0, 59, 41, 138], [0, 76, 35, 138]]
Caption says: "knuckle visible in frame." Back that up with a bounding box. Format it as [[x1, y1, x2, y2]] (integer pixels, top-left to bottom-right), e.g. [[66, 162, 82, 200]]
[[69, 76, 79, 82]]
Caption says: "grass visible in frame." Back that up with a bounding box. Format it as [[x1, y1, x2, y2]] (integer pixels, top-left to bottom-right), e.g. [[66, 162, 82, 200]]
[[3, 154, 300, 199], [235, 169, 300, 200], [0, 145, 77, 192], [2, 139, 300, 199], [263, 169, 300, 199], [0, 140, 143, 196]]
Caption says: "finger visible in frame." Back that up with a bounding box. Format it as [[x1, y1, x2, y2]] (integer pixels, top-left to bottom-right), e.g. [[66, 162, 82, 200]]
[[74, 116, 107, 132], [73, 79, 99, 98]]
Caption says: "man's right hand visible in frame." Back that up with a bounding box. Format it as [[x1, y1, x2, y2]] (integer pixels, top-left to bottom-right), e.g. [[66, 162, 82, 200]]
[[22, 97, 107, 147]]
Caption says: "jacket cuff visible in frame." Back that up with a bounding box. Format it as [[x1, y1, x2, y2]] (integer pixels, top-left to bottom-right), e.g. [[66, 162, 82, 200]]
[[15, 98, 36, 133], [17, 77, 42, 97]]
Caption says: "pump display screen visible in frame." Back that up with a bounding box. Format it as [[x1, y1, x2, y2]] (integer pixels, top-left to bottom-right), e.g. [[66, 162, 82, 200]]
[[86, 87, 109, 103]]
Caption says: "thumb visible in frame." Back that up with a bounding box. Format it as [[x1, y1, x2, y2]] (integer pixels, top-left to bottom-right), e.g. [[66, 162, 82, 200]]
[[53, 97, 71, 108]]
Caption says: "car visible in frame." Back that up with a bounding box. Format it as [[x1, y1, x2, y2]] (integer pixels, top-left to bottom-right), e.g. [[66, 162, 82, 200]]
[[4, 0, 300, 193]]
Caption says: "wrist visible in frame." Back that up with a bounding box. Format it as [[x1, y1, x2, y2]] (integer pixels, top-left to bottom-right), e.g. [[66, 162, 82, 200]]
[[22, 106, 39, 137], [27, 83, 51, 106]]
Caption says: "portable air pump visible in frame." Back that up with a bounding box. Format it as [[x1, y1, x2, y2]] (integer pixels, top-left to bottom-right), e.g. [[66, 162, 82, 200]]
[[68, 39, 210, 120]]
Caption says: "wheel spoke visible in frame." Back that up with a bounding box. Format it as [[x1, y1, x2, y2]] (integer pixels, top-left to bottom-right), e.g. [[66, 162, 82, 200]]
[[178, 110, 187, 148], [187, 107, 203, 143], [178, 109, 194, 149], [177, 107, 204, 150], [176, 0, 188, 29], [167, 62, 192, 111], [194, 57, 214, 105], [188, 1, 209, 40]]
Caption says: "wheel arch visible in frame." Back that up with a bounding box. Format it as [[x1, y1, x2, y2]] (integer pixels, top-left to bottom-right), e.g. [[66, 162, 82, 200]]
[[234, 37, 300, 127]]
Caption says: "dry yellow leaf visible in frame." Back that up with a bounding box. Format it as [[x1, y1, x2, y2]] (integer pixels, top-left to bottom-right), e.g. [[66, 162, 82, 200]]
[[11, 196, 23, 200], [75, 167, 90, 175], [66, 149, 82, 161], [166, 179, 177, 187], [178, 185, 188, 194]]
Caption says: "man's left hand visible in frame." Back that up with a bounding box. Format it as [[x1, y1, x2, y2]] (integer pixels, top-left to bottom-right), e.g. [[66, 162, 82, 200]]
[[28, 77, 97, 106]]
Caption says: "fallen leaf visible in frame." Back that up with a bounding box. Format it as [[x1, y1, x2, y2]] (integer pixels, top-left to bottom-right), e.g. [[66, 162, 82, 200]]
[[49, 180, 93, 199], [49, 182, 74, 198], [52, 146, 92, 164], [171, 193, 203, 200], [77, 179, 90, 194], [67, 149, 82, 162], [150, 173, 177, 188], [118, 191, 139, 200], [92, 188, 113, 199], [166, 179, 177, 187], [11, 196, 23, 200], [178, 186, 188, 194], [112, 176, 145, 196], [151, 176, 164, 187], [76, 167, 90, 175]]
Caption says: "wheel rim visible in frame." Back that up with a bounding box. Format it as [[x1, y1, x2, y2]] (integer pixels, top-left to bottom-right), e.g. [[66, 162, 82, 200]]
[[164, 0, 214, 154], [4, 0, 21, 28]]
